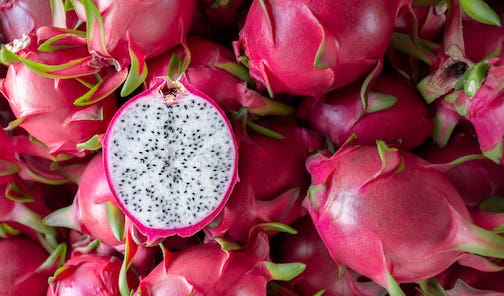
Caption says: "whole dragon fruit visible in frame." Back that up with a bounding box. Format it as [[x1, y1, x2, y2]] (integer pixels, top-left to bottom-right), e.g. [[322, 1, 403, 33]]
[[44, 152, 128, 248], [135, 224, 305, 295], [235, 0, 411, 97], [72, 0, 196, 65], [0, 0, 52, 42], [146, 38, 293, 116], [276, 216, 386, 296], [456, 56, 504, 164], [0, 34, 118, 158], [0, 237, 56, 296], [306, 141, 504, 295], [205, 116, 322, 243], [47, 253, 138, 296], [44, 152, 160, 277], [103, 77, 238, 244], [70, 0, 196, 95], [297, 71, 433, 150], [419, 128, 504, 207]]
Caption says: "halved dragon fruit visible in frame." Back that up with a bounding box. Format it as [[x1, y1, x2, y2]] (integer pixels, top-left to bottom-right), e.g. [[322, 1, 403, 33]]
[[306, 141, 504, 295], [103, 78, 238, 244]]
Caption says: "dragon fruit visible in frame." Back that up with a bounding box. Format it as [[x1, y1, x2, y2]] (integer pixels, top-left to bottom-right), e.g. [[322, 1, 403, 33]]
[[456, 56, 504, 164], [44, 152, 128, 248], [0, 178, 60, 251], [147, 38, 293, 116], [103, 77, 238, 244], [306, 141, 504, 295], [276, 216, 386, 296], [0, 236, 56, 296], [438, 263, 504, 294], [0, 34, 118, 158], [205, 116, 322, 243], [398, 0, 504, 162], [419, 128, 504, 207], [235, 0, 411, 97], [200, 0, 248, 28], [0, 0, 52, 43], [70, 0, 196, 95], [44, 152, 160, 277], [135, 223, 305, 295], [72, 0, 196, 65], [47, 253, 138, 296], [297, 71, 433, 150]]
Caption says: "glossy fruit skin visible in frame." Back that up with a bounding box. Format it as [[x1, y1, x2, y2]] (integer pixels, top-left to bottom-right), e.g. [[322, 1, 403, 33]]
[[236, 0, 411, 97], [306, 143, 476, 287]]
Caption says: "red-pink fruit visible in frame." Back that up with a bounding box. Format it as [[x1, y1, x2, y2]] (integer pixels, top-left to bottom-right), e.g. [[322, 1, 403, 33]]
[[0, 179, 58, 245], [147, 38, 293, 116], [395, 4, 447, 42], [235, 0, 411, 97], [457, 57, 504, 164], [277, 216, 386, 296], [0, 39, 118, 158], [200, 0, 248, 28], [205, 116, 322, 243], [44, 152, 127, 248], [103, 78, 238, 244], [135, 225, 305, 295], [419, 129, 504, 207], [72, 0, 196, 68], [47, 253, 138, 296], [306, 141, 504, 294], [438, 263, 504, 294], [44, 152, 159, 277], [461, 1, 504, 62], [0, 237, 53, 296], [0, 0, 52, 42], [297, 71, 432, 150]]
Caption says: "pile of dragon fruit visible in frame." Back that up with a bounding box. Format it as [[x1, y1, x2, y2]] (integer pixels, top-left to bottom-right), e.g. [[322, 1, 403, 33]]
[[1, 0, 504, 295]]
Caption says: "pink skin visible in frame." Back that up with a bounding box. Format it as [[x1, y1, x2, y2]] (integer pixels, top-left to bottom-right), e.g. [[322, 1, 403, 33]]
[[136, 230, 277, 295], [438, 263, 504, 294], [45, 152, 158, 277], [0, 43, 118, 158], [459, 57, 504, 164], [297, 71, 433, 150], [200, 0, 248, 28], [70, 152, 127, 247], [306, 142, 504, 291], [235, 0, 411, 97], [0, 0, 52, 42], [461, 1, 504, 62], [419, 129, 504, 207], [395, 4, 447, 43], [47, 254, 138, 296], [103, 78, 239, 243], [276, 216, 386, 296], [0, 237, 53, 296], [146, 38, 290, 115], [72, 0, 196, 67], [205, 116, 322, 243]]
